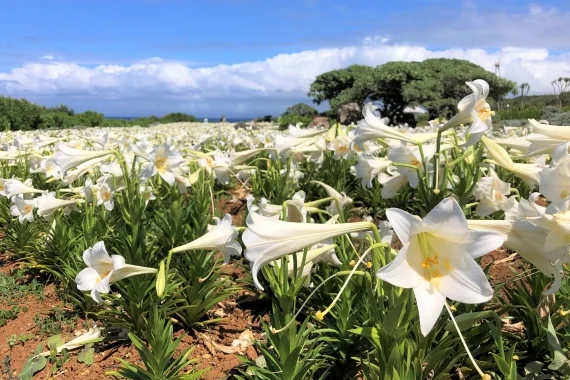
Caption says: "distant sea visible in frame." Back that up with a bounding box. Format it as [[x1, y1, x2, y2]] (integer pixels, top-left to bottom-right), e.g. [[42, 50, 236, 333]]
[[107, 116, 255, 122]]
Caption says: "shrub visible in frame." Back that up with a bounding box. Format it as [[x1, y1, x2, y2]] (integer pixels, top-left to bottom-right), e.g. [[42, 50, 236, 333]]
[[540, 105, 562, 121], [277, 114, 313, 128], [283, 103, 318, 118], [550, 111, 570, 126]]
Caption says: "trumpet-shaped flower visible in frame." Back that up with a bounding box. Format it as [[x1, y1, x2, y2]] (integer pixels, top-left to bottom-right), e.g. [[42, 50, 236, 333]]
[[285, 191, 307, 223], [96, 183, 114, 211], [75, 241, 158, 303], [5, 178, 45, 198], [0, 178, 8, 197], [388, 144, 434, 189], [538, 142, 570, 212], [473, 169, 515, 216], [468, 196, 567, 294], [36, 192, 79, 219], [310, 180, 353, 215], [350, 154, 393, 189], [170, 214, 242, 263], [526, 119, 570, 156], [140, 144, 185, 186], [482, 136, 540, 189], [288, 123, 327, 138], [377, 198, 504, 336], [10, 196, 35, 223], [353, 104, 413, 145], [247, 195, 282, 219], [443, 79, 494, 147], [54, 143, 114, 177], [243, 212, 372, 290], [40, 157, 61, 179]]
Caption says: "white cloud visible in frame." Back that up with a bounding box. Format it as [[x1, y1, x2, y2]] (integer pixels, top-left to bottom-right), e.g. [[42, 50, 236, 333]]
[[2, 38, 570, 116]]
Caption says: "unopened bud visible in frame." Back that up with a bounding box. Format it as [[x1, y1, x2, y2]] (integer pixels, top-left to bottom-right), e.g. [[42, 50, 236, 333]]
[[155, 261, 166, 298]]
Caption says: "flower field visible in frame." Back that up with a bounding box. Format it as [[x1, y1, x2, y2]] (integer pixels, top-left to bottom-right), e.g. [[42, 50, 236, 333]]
[[1, 79, 570, 379]]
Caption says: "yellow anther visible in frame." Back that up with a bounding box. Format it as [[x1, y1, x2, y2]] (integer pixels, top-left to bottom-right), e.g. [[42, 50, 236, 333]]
[[512, 355, 519, 360], [481, 374, 492, 380], [365, 262, 372, 269], [315, 311, 325, 321], [349, 260, 356, 267]]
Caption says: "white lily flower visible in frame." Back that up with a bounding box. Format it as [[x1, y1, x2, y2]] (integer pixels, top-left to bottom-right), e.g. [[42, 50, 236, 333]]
[[246, 196, 282, 219], [526, 119, 570, 156], [40, 157, 61, 179], [377, 198, 504, 336], [353, 104, 413, 145], [243, 211, 372, 290], [5, 178, 45, 198], [481, 136, 540, 189], [310, 180, 353, 215], [10, 196, 35, 223], [0, 178, 8, 197], [351, 154, 393, 189], [170, 214, 242, 264], [40, 325, 103, 356], [288, 124, 327, 138], [96, 183, 114, 211], [75, 241, 157, 303], [54, 143, 114, 176], [388, 144, 434, 189], [36, 192, 80, 219], [442, 79, 494, 147], [473, 169, 515, 216], [97, 162, 125, 191], [468, 209, 567, 295], [139, 144, 185, 186]]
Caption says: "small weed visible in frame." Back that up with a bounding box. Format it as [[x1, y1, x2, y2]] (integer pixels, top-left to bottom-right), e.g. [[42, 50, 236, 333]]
[[33, 307, 77, 336], [0, 271, 44, 304], [0, 306, 21, 327], [2, 355, 17, 380], [6, 333, 34, 349]]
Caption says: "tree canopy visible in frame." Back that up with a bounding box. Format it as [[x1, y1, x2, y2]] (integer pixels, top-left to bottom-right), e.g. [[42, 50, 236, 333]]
[[307, 59, 518, 123], [282, 103, 318, 117]]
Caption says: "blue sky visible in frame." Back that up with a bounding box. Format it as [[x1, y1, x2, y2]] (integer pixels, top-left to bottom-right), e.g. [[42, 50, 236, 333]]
[[1, 0, 569, 117]]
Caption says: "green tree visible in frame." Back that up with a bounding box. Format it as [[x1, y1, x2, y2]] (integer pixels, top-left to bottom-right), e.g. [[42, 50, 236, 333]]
[[160, 112, 198, 123], [308, 65, 375, 110], [308, 59, 517, 124], [0, 96, 44, 130], [282, 103, 318, 118], [76, 110, 104, 127]]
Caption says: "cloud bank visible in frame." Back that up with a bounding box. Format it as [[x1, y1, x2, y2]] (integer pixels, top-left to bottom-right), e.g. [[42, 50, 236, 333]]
[[1, 39, 570, 116]]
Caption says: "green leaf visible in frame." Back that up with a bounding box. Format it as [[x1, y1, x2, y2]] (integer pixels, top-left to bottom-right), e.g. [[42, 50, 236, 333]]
[[492, 353, 512, 377], [444, 310, 497, 332], [348, 327, 380, 344], [546, 316, 570, 374], [19, 349, 47, 380]]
